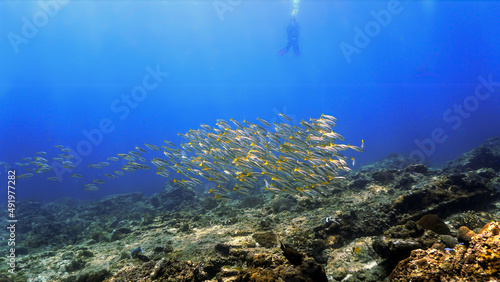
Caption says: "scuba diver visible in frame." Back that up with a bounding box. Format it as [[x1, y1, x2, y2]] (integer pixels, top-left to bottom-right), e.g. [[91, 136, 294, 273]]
[[278, 15, 300, 56]]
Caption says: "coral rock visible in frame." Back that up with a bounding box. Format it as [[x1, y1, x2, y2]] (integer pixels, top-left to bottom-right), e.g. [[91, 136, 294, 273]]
[[457, 226, 476, 244], [390, 221, 500, 281]]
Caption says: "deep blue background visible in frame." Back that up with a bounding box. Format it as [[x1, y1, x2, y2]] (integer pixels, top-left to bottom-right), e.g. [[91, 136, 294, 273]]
[[0, 0, 499, 202]]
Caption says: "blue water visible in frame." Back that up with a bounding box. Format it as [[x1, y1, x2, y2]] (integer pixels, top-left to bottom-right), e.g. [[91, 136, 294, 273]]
[[1, 0, 499, 202]]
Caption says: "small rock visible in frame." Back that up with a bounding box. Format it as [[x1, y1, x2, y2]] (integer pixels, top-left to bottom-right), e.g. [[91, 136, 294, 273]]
[[404, 164, 428, 174], [416, 214, 451, 235], [252, 231, 277, 248], [111, 228, 132, 241], [457, 226, 475, 243], [214, 243, 231, 256], [66, 258, 86, 272]]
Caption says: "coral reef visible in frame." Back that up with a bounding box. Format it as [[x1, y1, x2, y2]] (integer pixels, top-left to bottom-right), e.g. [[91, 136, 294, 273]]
[[359, 153, 413, 172], [1, 137, 500, 281], [390, 221, 500, 281], [443, 137, 500, 172]]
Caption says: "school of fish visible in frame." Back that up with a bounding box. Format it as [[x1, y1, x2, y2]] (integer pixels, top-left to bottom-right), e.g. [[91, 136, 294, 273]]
[[0, 114, 363, 199]]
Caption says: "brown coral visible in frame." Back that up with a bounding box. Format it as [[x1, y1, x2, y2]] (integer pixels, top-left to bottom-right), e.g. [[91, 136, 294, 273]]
[[457, 226, 476, 244], [390, 221, 500, 281]]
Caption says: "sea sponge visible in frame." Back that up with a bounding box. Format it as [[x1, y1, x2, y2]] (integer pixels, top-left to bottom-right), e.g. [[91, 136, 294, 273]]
[[457, 226, 475, 243]]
